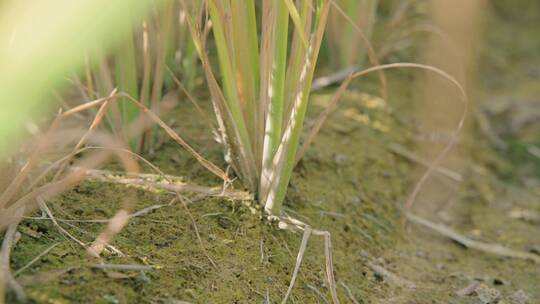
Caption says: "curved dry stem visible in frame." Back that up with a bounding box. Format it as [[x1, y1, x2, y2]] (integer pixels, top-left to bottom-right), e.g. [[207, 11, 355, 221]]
[[296, 75, 352, 165], [53, 89, 119, 180], [353, 63, 467, 214], [378, 22, 463, 77], [119, 92, 230, 183], [297, 63, 467, 215]]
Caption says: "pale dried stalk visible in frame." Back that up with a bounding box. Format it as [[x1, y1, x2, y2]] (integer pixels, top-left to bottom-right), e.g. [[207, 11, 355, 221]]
[[292, 63, 467, 215], [281, 227, 312, 304], [82, 169, 251, 200], [0, 208, 26, 303], [407, 213, 540, 264]]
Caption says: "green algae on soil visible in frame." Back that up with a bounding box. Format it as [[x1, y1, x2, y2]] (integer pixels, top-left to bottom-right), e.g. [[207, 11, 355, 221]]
[[8, 87, 411, 303]]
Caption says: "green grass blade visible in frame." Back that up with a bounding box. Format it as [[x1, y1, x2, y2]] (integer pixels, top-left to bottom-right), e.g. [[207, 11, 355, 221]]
[[184, 4, 258, 190], [144, 1, 174, 153], [283, 0, 309, 49], [207, 0, 257, 177], [264, 0, 330, 214], [284, 0, 311, 116], [208, 1, 239, 111], [260, 0, 290, 193], [114, 31, 139, 150], [207, 1, 251, 148], [230, 0, 259, 143]]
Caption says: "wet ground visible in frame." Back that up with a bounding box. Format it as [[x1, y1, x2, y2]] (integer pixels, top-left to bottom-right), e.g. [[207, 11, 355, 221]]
[[6, 2, 540, 304]]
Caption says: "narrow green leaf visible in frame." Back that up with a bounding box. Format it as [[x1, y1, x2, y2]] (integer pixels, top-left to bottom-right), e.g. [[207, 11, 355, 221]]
[[231, 0, 259, 143], [114, 30, 139, 150], [283, 0, 309, 49], [260, 0, 290, 194], [264, 0, 331, 214]]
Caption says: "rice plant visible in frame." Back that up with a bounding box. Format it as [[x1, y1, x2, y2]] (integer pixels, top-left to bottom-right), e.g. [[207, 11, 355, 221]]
[[0, 0, 475, 302], [81, 0, 204, 153], [185, 0, 331, 216]]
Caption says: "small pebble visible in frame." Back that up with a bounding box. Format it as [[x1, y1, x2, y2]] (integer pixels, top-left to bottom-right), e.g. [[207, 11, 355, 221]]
[[350, 196, 361, 205], [508, 290, 529, 304], [475, 283, 501, 304], [333, 153, 347, 165], [415, 250, 427, 259], [456, 281, 481, 297]]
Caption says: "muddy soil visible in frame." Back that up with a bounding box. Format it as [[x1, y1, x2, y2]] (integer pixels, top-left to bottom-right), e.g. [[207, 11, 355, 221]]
[[6, 3, 540, 304]]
